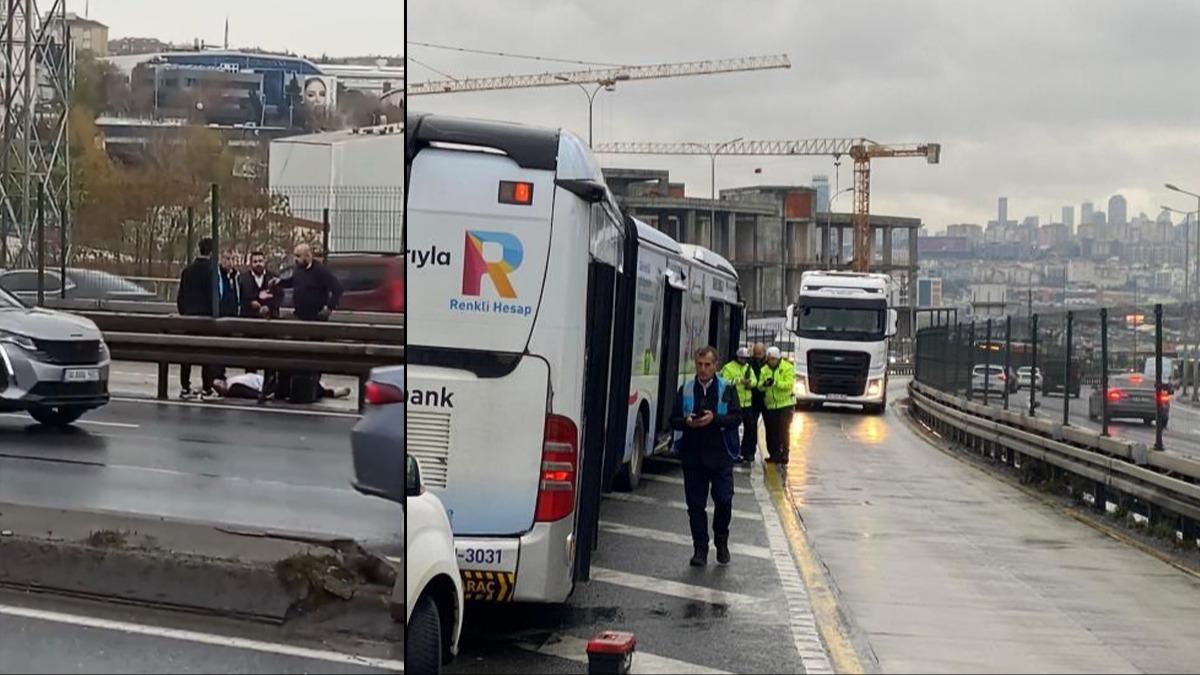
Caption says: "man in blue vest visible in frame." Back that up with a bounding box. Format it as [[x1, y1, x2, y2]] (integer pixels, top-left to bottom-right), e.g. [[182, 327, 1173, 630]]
[[671, 346, 742, 567]]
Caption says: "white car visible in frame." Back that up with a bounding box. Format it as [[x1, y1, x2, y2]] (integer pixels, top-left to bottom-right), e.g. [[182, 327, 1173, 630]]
[[406, 454, 464, 675], [970, 364, 1008, 397], [1016, 366, 1043, 391]]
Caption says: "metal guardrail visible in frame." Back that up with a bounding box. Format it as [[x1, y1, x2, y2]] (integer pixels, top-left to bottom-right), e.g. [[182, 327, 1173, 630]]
[[86, 312, 405, 407], [41, 298, 406, 327], [908, 380, 1200, 535]]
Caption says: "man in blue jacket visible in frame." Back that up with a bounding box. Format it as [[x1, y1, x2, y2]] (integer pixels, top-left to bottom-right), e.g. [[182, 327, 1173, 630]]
[[671, 346, 742, 567]]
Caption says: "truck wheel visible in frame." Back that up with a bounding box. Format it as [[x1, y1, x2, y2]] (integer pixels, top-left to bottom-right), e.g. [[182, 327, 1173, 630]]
[[613, 415, 646, 492], [408, 593, 443, 675], [28, 406, 86, 427]]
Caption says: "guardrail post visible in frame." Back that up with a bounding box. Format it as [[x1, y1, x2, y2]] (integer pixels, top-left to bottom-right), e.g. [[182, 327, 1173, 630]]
[[953, 322, 963, 396], [322, 208, 331, 257], [211, 184, 220, 319], [157, 362, 169, 400], [36, 181, 44, 307], [1064, 311, 1073, 426], [967, 322, 975, 402], [1155, 303, 1164, 452], [984, 318, 993, 406], [1004, 315, 1012, 411], [1101, 307, 1110, 437], [1027, 314, 1036, 415]]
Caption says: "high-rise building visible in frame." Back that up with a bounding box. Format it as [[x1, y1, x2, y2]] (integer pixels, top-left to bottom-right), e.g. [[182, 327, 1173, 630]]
[[1081, 201, 1095, 225], [812, 175, 830, 213], [998, 196, 1008, 224], [1108, 194, 1127, 229], [1062, 205, 1075, 231]]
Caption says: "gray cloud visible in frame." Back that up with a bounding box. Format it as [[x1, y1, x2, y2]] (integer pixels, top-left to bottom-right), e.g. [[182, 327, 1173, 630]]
[[408, 0, 1200, 230]]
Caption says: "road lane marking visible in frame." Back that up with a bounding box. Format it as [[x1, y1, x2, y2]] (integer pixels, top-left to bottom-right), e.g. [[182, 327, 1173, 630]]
[[759, 461, 855, 674], [0, 413, 139, 429], [112, 396, 361, 418], [516, 633, 729, 674], [598, 521, 771, 560], [590, 567, 762, 606], [602, 492, 762, 521], [0, 601, 403, 671], [639, 473, 686, 486]]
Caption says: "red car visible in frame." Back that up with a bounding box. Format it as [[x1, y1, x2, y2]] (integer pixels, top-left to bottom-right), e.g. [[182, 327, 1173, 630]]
[[279, 252, 404, 313]]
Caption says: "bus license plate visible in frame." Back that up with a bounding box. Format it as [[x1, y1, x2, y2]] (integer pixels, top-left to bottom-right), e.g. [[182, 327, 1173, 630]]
[[455, 539, 519, 574], [63, 368, 99, 383]]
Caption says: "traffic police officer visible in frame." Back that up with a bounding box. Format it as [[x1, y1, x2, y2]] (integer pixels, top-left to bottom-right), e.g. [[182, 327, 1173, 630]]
[[759, 346, 797, 464], [720, 346, 759, 463]]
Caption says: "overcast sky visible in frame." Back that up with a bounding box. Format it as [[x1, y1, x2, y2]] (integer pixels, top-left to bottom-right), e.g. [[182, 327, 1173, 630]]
[[408, 0, 1200, 232], [87, 0, 402, 58]]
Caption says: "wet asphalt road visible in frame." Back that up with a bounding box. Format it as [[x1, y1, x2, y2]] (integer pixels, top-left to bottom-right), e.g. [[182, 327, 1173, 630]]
[[962, 384, 1200, 458], [0, 399, 400, 547], [0, 588, 401, 674], [446, 456, 809, 675], [787, 381, 1200, 672]]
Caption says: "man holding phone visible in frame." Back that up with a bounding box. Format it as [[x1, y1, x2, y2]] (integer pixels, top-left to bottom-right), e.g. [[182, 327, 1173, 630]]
[[671, 346, 742, 567]]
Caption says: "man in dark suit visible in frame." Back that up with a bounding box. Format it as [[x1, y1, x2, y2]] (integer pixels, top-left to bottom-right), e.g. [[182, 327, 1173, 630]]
[[175, 238, 215, 400], [239, 251, 279, 319]]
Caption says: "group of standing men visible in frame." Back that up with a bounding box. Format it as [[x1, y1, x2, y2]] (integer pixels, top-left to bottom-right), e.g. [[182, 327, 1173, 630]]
[[175, 237, 344, 401], [671, 342, 797, 567]]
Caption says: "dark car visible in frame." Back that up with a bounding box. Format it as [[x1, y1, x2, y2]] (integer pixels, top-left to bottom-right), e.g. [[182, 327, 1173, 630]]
[[0, 268, 157, 304], [279, 252, 403, 313], [1088, 372, 1170, 428]]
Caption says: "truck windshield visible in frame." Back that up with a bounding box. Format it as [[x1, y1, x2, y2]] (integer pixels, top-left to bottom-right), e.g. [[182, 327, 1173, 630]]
[[795, 303, 884, 341]]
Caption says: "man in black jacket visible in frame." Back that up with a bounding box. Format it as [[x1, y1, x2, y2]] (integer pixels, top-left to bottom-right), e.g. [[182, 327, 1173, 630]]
[[175, 238, 215, 399], [671, 346, 742, 567], [272, 244, 343, 402], [239, 251, 280, 319], [744, 342, 768, 462]]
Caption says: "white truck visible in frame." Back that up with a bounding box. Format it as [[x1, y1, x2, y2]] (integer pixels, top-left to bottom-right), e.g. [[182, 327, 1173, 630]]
[[785, 270, 898, 414]]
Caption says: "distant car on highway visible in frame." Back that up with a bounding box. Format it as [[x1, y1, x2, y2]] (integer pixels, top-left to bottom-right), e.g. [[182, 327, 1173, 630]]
[[971, 364, 1008, 397], [0, 268, 157, 304], [1016, 366, 1043, 391], [1088, 372, 1170, 428], [0, 286, 111, 425], [279, 252, 403, 314]]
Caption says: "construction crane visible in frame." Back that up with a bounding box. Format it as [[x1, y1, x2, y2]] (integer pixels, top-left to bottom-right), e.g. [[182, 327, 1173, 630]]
[[593, 139, 941, 272], [407, 54, 790, 95]]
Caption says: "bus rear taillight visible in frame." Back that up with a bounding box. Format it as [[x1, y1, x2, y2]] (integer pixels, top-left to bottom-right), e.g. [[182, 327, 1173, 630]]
[[535, 414, 578, 522]]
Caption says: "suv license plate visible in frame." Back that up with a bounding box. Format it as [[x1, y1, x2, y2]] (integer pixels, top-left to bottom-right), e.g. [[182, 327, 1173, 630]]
[[64, 368, 99, 382]]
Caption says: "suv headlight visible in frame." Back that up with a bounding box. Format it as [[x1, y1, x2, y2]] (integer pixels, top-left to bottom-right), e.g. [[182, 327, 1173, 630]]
[[0, 329, 36, 351]]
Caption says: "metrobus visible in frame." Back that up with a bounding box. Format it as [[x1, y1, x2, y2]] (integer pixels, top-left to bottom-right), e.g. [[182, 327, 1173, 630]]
[[405, 112, 741, 603]]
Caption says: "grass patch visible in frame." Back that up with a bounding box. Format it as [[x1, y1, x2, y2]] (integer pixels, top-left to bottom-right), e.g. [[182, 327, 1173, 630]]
[[85, 529, 129, 548]]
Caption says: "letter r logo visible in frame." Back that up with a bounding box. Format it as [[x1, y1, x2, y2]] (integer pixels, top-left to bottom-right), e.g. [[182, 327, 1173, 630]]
[[463, 230, 523, 298]]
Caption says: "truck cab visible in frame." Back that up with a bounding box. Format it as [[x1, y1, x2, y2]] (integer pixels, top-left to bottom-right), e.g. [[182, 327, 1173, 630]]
[[785, 271, 898, 414]]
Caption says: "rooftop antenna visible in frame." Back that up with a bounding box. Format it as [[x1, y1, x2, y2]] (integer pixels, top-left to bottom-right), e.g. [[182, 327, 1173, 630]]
[[224, 17, 229, 49]]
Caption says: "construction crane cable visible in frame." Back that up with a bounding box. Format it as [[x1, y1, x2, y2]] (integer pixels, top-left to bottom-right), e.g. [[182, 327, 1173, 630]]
[[408, 40, 630, 68], [407, 56, 460, 81]]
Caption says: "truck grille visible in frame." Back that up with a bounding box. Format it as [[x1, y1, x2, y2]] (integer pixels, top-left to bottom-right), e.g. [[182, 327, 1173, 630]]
[[34, 339, 102, 365], [808, 350, 870, 395], [408, 409, 451, 489]]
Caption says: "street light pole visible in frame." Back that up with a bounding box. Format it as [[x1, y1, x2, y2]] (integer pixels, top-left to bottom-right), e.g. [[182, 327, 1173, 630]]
[[826, 187, 853, 266], [686, 137, 742, 251], [1165, 183, 1200, 402], [557, 74, 628, 148]]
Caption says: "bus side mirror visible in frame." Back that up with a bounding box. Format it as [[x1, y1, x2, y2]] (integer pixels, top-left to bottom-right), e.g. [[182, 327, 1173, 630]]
[[406, 455, 423, 498], [785, 304, 795, 332], [887, 309, 898, 337]]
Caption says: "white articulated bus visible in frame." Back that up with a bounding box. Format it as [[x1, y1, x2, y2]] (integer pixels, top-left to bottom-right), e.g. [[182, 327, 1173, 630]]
[[406, 112, 741, 603]]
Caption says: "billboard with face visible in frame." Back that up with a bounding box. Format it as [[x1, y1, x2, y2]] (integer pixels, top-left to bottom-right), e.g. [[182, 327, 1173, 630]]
[[302, 75, 337, 109]]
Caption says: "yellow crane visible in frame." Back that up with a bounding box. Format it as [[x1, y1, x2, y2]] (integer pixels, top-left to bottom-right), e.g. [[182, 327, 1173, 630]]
[[593, 139, 941, 272]]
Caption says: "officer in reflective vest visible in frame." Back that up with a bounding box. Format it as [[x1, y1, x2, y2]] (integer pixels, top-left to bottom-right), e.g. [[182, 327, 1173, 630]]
[[719, 346, 759, 463], [671, 346, 742, 567], [758, 346, 797, 464]]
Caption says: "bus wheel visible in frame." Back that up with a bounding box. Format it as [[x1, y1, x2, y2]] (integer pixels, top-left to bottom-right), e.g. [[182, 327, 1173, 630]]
[[614, 414, 646, 492]]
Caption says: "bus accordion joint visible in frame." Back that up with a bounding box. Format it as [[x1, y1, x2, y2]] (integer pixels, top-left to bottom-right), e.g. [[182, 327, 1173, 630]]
[[536, 414, 578, 522]]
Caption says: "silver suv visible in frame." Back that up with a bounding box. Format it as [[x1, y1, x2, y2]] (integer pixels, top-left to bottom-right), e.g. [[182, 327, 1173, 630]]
[[0, 287, 110, 425]]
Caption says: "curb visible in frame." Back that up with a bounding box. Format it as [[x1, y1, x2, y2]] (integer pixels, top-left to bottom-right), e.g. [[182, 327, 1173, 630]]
[[0, 502, 396, 625]]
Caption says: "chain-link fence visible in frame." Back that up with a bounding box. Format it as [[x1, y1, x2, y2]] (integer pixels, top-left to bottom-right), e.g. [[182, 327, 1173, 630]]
[[916, 302, 1200, 455], [4, 182, 402, 312]]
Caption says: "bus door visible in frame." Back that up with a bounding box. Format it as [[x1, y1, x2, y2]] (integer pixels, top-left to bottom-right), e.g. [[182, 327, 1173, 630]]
[[655, 270, 686, 439]]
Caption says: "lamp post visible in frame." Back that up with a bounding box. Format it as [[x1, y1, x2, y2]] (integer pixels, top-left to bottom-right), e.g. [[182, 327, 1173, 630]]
[[556, 74, 628, 148], [685, 137, 743, 251], [1165, 182, 1200, 401], [825, 187, 853, 266]]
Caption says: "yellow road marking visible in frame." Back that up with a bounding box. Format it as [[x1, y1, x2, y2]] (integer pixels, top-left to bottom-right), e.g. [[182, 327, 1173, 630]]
[[763, 461, 865, 674]]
